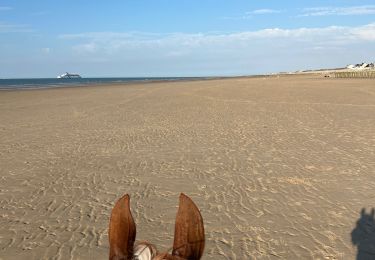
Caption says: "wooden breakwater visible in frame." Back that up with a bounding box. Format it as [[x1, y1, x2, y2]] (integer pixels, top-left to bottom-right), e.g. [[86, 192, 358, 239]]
[[334, 71, 375, 78]]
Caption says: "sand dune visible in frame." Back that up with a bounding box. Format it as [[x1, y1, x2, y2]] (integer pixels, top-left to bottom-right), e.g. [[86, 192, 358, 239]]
[[1, 75, 375, 259]]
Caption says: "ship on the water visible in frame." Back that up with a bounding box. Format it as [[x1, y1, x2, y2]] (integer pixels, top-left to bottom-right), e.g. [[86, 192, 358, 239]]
[[57, 72, 82, 79]]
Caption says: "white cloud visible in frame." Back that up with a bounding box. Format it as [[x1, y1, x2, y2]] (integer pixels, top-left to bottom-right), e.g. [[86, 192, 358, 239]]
[[59, 23, 375, 55], [247, 9, 282, 15], [222, 9, 281, 20], [350, 23, 375, 41], [301, 5, 375, 16]]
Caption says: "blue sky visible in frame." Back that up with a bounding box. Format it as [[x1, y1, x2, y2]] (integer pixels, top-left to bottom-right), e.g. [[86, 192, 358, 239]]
[[1, 0, 375, 78]]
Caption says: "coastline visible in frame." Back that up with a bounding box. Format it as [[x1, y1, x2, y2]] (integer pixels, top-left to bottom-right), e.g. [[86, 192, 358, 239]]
[[3, 66, 374, 91], [0, 76, 227, 91]]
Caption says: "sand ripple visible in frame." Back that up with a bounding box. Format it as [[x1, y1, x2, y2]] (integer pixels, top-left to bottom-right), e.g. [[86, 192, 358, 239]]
[[1, 77, 374, 259]]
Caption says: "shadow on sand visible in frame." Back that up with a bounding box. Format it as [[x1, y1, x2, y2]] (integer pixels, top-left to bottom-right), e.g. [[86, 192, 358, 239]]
[[351, 208, 375, 260]]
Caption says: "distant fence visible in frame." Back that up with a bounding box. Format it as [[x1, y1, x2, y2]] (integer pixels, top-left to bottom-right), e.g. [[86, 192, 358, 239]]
[[334, 71, 375, 78]]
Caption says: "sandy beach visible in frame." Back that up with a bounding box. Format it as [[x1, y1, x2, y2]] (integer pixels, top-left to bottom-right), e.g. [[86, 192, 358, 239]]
[[1, 75, 375, 259]]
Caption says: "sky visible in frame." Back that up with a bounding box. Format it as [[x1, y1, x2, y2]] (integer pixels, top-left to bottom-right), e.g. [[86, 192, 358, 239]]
[[0, 0, 375, 78]]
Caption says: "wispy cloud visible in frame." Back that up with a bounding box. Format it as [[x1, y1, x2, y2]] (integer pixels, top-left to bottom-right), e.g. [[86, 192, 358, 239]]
[[59, 23, 375, 54], [0, 6, 12, 11], [222, 9, 282, 20], [301, 5, 375, 16], [247, 9, 282, 15], [0, 22, 33, 33]]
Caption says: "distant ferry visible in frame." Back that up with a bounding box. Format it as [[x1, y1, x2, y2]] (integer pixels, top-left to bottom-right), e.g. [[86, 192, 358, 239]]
[[57, 72, 82, 79]]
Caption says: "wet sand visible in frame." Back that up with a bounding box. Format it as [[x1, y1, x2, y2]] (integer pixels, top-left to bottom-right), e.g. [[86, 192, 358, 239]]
[[1, 75, 375, 259]]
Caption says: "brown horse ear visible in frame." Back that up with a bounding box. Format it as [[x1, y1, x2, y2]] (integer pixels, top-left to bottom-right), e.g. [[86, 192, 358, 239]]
[[172, 193, 205, 259], [109, 194, 136, 260]]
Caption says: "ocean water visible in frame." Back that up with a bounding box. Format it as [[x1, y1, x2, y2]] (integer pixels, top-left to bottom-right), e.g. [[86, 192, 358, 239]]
[[0, 77, 205, 90]]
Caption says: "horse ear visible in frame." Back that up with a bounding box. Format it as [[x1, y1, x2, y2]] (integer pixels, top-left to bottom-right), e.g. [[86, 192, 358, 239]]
[[109, 194, 136, 260], [172, 193, 205, 259]]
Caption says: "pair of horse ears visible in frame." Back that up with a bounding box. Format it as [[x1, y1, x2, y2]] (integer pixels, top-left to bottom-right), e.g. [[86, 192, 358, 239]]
[[109, 193, 205, 260]]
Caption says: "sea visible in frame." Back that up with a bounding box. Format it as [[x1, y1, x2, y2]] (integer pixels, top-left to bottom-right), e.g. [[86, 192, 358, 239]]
[[0, 77, 207, 90]]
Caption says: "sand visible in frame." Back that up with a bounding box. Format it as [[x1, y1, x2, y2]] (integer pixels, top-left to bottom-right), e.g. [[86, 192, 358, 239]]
[[0, 75, 374, 259]]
